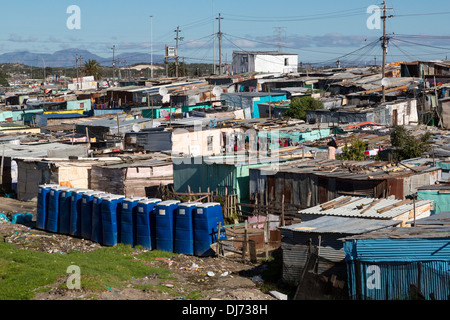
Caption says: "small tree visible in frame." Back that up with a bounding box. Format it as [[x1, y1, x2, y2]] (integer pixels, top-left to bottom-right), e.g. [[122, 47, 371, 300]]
[[390, 126, 432, 161], [284, 96, 324, 121], [83, 59, 103, 80], [337, 137, 367, 161]]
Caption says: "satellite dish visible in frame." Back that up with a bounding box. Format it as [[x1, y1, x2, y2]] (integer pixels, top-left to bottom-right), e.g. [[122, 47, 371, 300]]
[[381, 78, 389, 87], [159, 87, 168, 96], [132, 124, 141, 132], [212, 86, 222, 98]]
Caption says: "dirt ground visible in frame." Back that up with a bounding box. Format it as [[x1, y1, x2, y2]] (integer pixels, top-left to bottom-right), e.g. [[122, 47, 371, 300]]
[[0, 198, 278, 301]]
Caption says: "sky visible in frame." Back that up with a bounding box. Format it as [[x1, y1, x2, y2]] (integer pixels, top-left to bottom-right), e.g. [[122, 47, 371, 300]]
[[1, 0, 450, 67]]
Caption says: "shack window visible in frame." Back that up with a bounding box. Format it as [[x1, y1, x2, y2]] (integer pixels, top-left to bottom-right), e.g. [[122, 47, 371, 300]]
[[207, 136, 214, 151], [285, 58, 289, 66]]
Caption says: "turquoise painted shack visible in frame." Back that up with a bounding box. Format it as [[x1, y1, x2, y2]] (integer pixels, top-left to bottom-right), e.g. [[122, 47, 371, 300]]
[[343, 226, 450, 300], [417, 185, 450, 215], [221, 92, 287, 119], [258, 127, 331, 150]]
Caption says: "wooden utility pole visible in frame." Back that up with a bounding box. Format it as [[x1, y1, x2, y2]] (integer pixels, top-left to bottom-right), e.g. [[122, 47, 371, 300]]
[[150, 16, 154, 79], [380, 1, 393, 103], [174, 26, 183, 78], [112, 45, 116, 82], [217, 13, 223, 75]]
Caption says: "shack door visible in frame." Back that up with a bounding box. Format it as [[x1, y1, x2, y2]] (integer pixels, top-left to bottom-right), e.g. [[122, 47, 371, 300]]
[[393, 109, 398, 126], [318, 177, 328, 204]]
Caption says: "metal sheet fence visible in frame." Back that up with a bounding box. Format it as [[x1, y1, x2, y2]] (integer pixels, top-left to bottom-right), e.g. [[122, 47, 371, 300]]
[[346, 260, 450, 300]]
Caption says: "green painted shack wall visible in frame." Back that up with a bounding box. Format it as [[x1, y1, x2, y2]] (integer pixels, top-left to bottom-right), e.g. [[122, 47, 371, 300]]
[[417, 190, 450, 215], [173, 158, 256, 203], [67, 99, 92, 112]]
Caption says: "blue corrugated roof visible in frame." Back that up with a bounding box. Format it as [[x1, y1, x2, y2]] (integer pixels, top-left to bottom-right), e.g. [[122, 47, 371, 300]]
[[36, 113, 87, 119]]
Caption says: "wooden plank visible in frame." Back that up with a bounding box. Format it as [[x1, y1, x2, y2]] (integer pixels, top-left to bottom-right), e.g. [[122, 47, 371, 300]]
[[320, 196, 352, 210], [377, 199, 412, 214], [360, 199, 383, 214]]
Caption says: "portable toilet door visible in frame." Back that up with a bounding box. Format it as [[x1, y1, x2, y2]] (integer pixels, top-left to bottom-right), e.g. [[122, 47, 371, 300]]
[[194, 202, 227, 257], [136, 198, 161, 250], [91, 193, 110, 244], [101, 195, 125, 247], [70, 189, 92, 238], [59, 188, 77, 235], [155, 200, 180, 252], [174, 202, 201, 255], [36, 184, 58, 231], [121, 197, 147, 247], [81, 191, 105, 240], [47, 186, 70, 233]]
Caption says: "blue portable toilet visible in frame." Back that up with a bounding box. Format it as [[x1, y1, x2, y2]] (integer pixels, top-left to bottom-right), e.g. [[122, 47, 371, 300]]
[[59, 188, 77, 235], [174, 202, 201, 255], [36, 184, 58, 230], [47, 186, 70, 233], [91, 193, 110, 244], [136, 198, 161, 249], [101, 195, 125, 247], [194, 202, 227, 257], [81, 191, 105, 240], [70, 189, 92, 237], [121, 197, 147, 247], [155, 200, 180, 252]]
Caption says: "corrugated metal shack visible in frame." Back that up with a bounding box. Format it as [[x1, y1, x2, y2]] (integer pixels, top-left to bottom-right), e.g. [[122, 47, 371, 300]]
[[124, 128, 173, 152], [90, 157, 173, 198], [343, 226, 450, 300], [299, 195, 434, 227], [14, 156, 118, 201], [249, 159, 441, 209], [279, 216, 400, 285], [417, 184, 450, 215]]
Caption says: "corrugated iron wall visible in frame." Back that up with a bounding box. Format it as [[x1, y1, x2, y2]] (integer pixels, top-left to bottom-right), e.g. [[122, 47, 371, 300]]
[[281, 229, 348, 284], [346, 260, 450, 300], [344, 237, 450, 300]]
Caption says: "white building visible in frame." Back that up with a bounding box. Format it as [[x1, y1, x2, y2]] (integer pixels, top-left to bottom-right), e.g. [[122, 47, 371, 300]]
[[232, 51, 298, 75], [68, 76, 98, 91]]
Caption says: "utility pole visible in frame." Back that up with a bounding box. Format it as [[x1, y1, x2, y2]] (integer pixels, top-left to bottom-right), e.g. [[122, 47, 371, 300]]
[[165, 45, 169, 78], [76, 55, 79, 90], [150, 15, 154, 79], [112, 45, 116, 83], [380, 1, 393, 103], [174, 26, 183, 78], [80, 56, 83, 90], [217, 13, 223, 75], [213, 0, 216, 75]]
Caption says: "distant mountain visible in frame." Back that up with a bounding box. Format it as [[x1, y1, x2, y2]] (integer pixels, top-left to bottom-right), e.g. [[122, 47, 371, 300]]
[[0, 49, 165, 68]]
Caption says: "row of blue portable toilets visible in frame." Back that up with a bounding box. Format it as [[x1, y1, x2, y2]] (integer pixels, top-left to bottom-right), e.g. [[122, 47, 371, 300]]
[[36, 185, 227, 256]]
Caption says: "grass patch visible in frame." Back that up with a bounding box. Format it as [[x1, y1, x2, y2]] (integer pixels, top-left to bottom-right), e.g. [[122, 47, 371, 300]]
[[185, 290, 203, 300], [0, 242, 176, 300]]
